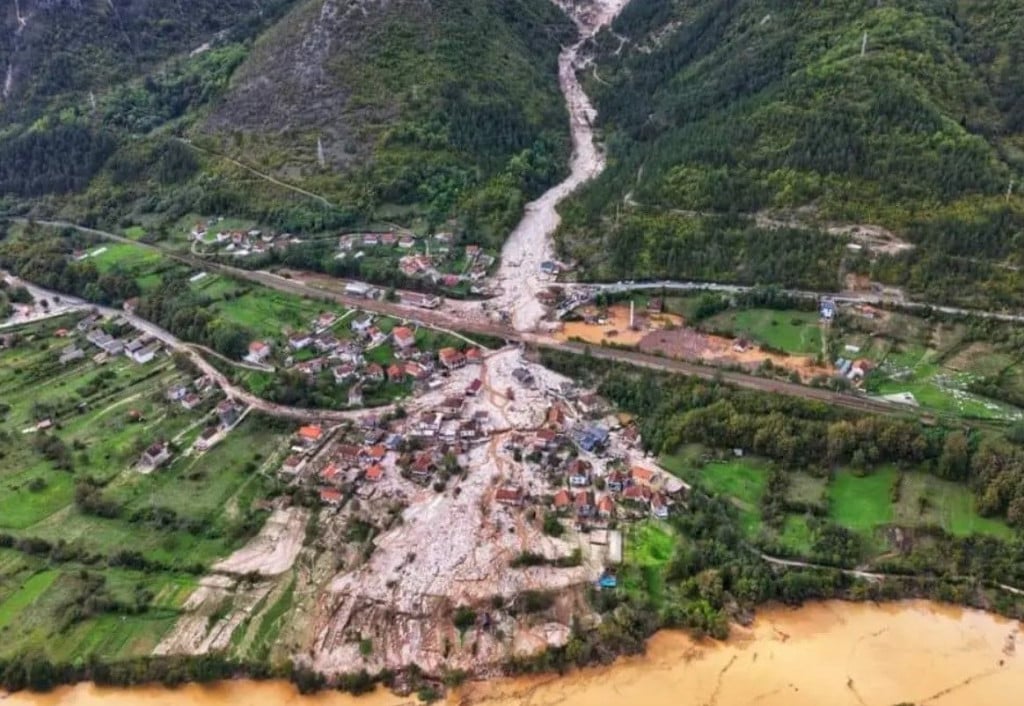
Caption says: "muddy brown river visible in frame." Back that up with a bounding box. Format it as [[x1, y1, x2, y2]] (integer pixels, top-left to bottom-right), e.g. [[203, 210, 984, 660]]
[[6, 601, 1022, 706]]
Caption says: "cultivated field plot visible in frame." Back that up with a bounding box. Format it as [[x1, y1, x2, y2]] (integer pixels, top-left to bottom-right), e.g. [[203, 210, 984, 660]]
[[785, 473, 828, 510], [0, 341, 193, 530], [705, 308, 823, 355], [213, 289, 349, 339], [0, 320, 291, 663], [828, 467, 1011, 539], [0, 560, 196, 662]]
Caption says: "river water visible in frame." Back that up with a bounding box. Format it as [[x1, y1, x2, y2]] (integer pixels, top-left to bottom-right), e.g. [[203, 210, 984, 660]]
[[8, 601, 1022, 706]]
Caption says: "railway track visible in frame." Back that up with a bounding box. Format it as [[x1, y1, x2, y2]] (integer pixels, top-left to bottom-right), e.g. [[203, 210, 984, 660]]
[[21, 219, 923, 420]]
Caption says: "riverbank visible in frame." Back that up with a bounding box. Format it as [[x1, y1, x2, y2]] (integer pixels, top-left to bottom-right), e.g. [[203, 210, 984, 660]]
[[6, 600, 1021, 706]]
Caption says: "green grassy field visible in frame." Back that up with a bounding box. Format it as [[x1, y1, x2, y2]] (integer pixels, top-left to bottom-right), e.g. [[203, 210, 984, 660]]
[[707, 309, 823, 355], [694, 459, 769, 509], [660, 450, 767, 536], [622, 521, 676, 604], [86, 243, 165, 275], [895, 473, 1013, 539], [828, 467, 896, 532], [214, 289, 346, 340], [777, 515, 815, 555]]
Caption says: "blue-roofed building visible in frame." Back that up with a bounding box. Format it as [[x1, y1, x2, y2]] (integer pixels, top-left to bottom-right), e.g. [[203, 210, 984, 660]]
[[820, 298, 837, 320], [576, 425, 609, 453]]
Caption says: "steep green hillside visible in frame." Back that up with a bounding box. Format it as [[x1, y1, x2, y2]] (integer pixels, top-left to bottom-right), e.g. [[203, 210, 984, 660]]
[[195, 0, 574, 241], [0, 0, 574, 245], [559, 0, 1024, 307]]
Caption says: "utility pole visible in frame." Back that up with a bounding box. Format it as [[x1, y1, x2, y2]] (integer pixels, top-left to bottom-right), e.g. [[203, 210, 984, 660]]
[[861, 32, 868, 57], [1008, 178, 1015, 201]]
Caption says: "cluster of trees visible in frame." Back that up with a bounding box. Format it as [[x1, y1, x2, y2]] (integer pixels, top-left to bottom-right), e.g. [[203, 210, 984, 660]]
[[0, 231, 140, 306], [560, 210, 846, 289], [0, 653, 253, 694], [134, 274, 252, 360], [0, 280, 31, 320], [3, 0, 296, 123], [971, 437, 1024, 524], [103, 45, 249, 135], [0, 124, 117, 197]]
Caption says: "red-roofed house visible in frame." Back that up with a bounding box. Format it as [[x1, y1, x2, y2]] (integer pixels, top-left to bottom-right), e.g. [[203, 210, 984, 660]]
[[496, 487, 523, 506], [319, 488, 343, 505], [574, 490, 595, 518], [411, 452, 436, 478], [337, 444, 362, 465], [567, 459, 592, 486], [623, 485, 652, 502], [404, 361, 429, 380], [366, 445, 387, 461], [465, 347, 483, 364], [597, 494, 615, 519], [553, 488, 571, 511], [387, 363, 405, 382], [298, 425, 323, 445], [282, 455, 305, 474], [392, 326, 416, 350], [438, 347, 466, 370], [246, 340, 271, 364], [631, 467, 656, 487], [365, 464, 384, 482], [365, 363, 384, 383]]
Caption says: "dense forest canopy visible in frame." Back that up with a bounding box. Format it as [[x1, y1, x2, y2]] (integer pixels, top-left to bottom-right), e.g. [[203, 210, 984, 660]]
[[558, 0, 1024, 307]]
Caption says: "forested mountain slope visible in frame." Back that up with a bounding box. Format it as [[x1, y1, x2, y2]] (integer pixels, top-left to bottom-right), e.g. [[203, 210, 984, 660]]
[[0, 0, 574, 243], [559, 0, 1024, 306], [197, 0, 575, 240]]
